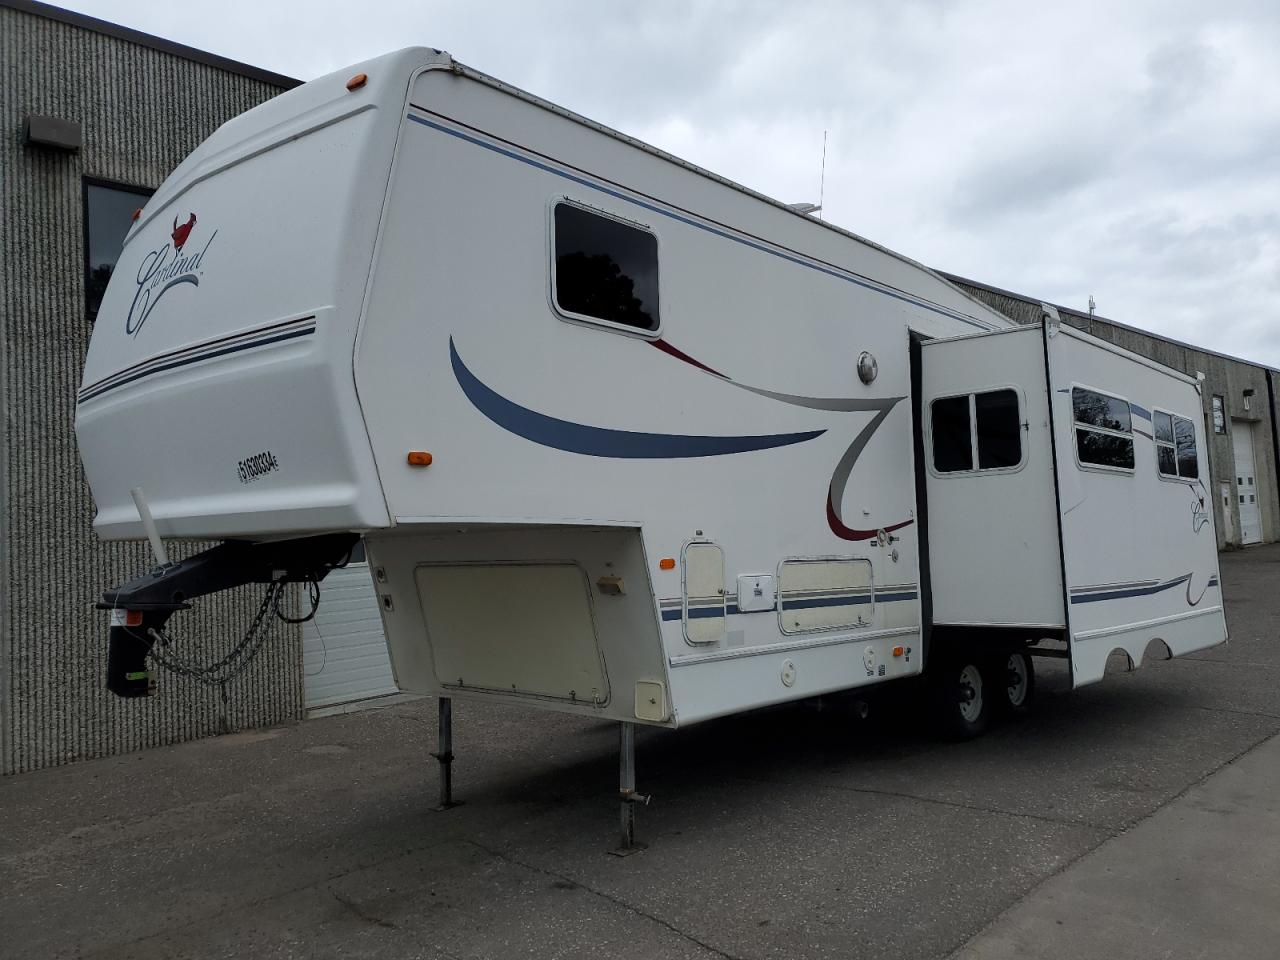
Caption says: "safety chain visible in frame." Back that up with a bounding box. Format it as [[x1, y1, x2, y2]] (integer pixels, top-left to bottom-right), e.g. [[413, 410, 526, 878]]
[[145, 577, 321, 705]]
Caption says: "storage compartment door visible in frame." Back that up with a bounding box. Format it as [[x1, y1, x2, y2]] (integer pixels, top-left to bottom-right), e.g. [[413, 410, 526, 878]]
[[920, 326, 1064, 627], [416, 562, 610, 704]]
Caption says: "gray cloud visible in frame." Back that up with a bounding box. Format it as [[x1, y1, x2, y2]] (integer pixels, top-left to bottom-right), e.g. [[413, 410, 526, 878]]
[[60, 0, 1280, 366]]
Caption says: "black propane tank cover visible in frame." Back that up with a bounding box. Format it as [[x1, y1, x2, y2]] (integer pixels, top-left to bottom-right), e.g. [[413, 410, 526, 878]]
[[106, 615, 156, 697]]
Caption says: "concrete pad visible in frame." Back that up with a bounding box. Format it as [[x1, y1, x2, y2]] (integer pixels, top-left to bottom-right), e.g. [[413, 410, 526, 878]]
[[1, 543, 1278, 958], [951, 731, 1280, 960]]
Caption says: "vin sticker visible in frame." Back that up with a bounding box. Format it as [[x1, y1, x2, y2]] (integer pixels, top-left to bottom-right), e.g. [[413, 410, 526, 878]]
[[237, 450, 280, 484]]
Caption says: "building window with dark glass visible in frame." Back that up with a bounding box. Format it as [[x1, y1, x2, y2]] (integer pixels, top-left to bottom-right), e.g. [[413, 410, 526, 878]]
[[553, 202, 659, 332], [83, 179, 153, 322], [1211, 395, 1226, 434]]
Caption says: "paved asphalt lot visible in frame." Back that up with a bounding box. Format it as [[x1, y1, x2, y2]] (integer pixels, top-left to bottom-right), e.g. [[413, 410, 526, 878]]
[[3, 546, 1278, 959]]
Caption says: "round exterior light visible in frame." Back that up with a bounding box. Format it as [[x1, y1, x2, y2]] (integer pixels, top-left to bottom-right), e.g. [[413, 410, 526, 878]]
[[857, 351, 878, 384]]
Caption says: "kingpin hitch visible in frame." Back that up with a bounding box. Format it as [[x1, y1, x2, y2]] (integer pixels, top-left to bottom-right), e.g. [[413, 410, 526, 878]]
[[99, 533, 359, 697]]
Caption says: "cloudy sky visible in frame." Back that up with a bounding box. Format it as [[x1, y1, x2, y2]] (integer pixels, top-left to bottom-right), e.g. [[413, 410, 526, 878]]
[[64, 0, 1280, 365]]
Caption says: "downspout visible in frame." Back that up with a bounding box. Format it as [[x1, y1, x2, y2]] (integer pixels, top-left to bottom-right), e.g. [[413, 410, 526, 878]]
[[1267, 369, 1280, 543]]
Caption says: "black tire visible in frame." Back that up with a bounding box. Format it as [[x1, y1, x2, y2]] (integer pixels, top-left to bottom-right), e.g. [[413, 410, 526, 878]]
[[928, 656, 991, 740], [990, 650, 1035, 717]]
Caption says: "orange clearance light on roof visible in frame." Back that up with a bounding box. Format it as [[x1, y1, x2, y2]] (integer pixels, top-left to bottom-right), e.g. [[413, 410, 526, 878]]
[[407, 451, 433, 466], [659, 558, 676, 570], [131, 207, 143, 221], [346, 72, 368, 91]]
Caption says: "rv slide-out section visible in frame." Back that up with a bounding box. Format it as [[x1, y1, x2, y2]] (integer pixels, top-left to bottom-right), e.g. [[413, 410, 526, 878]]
[[921, 319, 1226, 686]]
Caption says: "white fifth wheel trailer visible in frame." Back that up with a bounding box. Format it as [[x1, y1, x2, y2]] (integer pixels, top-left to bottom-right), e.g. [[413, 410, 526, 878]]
[[76, 48, 1226, 847]]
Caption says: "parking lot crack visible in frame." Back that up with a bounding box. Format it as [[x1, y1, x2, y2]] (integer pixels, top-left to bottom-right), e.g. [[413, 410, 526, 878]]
[[463, 839, 743, 960], [331, 890, 398, 929], [735, 775, 1112, 832]]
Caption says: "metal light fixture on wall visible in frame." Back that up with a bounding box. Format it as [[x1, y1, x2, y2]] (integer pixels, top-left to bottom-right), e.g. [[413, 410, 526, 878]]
[[1244, 388, 1254, 412], [857, 351, 878, 384]]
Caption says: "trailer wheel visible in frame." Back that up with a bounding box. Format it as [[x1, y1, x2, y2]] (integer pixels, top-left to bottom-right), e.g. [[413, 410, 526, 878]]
[[929, 657, 990, 740], [993, 651, 1035, 716]]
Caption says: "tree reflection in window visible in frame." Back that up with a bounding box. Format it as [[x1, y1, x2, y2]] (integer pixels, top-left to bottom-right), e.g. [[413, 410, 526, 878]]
[[554, 203, 658, 331], [1072, 387, 1134, 470], [1153, 409, 1199, 479]]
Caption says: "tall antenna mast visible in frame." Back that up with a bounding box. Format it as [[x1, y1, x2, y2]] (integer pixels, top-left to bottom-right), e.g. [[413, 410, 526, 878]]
[[818, 130, 828, 221]]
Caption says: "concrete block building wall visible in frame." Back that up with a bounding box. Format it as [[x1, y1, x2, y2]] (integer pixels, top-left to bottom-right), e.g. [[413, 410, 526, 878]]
[[947, 275, 1280, 550], [0, 1, 303, 773]]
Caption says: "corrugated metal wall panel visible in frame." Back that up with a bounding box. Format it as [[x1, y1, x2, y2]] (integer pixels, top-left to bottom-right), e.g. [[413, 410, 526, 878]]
[[1, 6, 303, 774]]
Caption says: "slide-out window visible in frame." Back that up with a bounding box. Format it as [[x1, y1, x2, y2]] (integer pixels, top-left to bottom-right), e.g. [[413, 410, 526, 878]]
[[553, 202, 658, 332], [930, 388, 1023, 474], [1072, 387, 1134, 471], [1154, 410, 1199, 480]]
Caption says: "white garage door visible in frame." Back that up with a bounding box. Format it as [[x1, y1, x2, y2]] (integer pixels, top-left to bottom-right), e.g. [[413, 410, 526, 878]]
[[1232, 420, 1262, 545], [303, 543, 398, 709]]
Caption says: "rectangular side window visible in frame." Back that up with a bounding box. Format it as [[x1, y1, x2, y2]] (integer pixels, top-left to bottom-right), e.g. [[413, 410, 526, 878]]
[[1072, 387, 1134, 470], [83, 179, 154, 322], [1174, 416, 1199, 479], [975, 389, 1022, 469], [1154, 410, 1199, 480], [931, 395, 973, 472], [553, 202, 658, 331], [1154, 410, 1177, 475], [1211, 395, 1226, 434]]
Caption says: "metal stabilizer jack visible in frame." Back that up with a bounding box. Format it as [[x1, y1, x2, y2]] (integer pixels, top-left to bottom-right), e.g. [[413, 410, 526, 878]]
[[99, 533, 359, 698], [431, 697, 462, 811], [611, 721, 650, 856]]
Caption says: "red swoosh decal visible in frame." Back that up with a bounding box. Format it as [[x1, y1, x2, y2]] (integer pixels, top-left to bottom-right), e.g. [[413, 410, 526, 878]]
[[827, 488, 913, 541], [651, 339, 726, 378]]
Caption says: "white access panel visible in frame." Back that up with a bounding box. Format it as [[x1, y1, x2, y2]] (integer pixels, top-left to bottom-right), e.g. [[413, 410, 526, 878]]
[[303, 554, 398, 710], [1233, 420, 1262, 544], [921, 326, 1065, 627]]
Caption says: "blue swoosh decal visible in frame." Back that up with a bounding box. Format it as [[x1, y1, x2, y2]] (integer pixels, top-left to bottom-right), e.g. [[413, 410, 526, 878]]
[[451, 339, 825, 458]]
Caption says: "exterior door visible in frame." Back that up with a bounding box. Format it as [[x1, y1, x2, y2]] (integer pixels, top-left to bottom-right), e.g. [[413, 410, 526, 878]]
[[1232, 421, 1262, 544], [302, 542, 399, 710]]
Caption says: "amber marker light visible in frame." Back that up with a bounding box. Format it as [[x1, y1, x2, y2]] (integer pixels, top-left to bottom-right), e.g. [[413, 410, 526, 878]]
[[407, 451, 433, 466], [892, 645, 905, 657], [346, 72, 368, 91], [659, 558, 676, 570], [131, 207, 142, 221]]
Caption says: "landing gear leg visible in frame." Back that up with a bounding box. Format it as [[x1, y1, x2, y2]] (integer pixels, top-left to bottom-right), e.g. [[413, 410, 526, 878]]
[[431, 696, 461, 811], [612, 721, 649, 855]]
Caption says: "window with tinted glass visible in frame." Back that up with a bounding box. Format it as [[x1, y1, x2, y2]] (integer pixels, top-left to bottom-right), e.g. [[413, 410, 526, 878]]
[[931, 395, 973, 472], [931, 388, 1022, 473], [975, 389, 1021, 468], [553, 203, 658, 331], [83, 179, 153, 322], [1072, 387, 1134, 470], [1155, 409, 1199, 480]]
